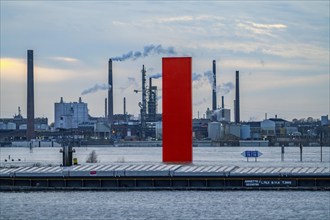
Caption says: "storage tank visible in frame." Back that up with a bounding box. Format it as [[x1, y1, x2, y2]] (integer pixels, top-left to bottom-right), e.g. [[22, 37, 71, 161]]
[[208, 122, 223, 141], [215, 109, 231, 122], [155, 121, 162, 140], [229, 124, 240, 138], [240, 125, 251, 140], [7, 122, 17, 130], [127, 129, 131, 137], [40, 124, 48, 130], [19, 124, 27, 130], [0, 122, 6, 130]]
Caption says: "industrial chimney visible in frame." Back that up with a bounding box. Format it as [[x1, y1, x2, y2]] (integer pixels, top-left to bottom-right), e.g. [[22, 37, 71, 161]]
[[123, 97, 126, 115], [26, 50, 35, 140], [148, 77, 157, 122], [108, 59, 113, 124], [105, 98, 107, 119], [235, 70, 240, 124], [212, 60, 217, 111], [142, 65, 147, 116], [221, 96, 225, 119], [140, 65, 147, 139]]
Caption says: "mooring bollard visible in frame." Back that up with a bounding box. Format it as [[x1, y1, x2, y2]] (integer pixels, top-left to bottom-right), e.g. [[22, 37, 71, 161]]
[[60, 145, 76, 167]]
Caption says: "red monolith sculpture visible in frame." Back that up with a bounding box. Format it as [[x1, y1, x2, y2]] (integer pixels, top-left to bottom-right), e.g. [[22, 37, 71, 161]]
[[162, 57, 192, 163]]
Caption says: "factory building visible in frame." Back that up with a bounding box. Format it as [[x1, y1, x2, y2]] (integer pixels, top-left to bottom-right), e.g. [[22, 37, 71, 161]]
[[321, 115, 329, 126], [247, 122, 261, 139], [148, 119, 209, 141], [155, 121, 162, 140], [208, 122, 224, 141], [0, 107, 48, 132], [147, 78, 158, 122], [205, 108, 230, 122], [260, 119, 276, 137], [214, 109, 231, 122], [0, 118, 48, 131], [193, 119, 209, 140], [54, 97, 89, 129], [240, 124, 251, 140], [3, 50, 328, 146], [208, 122, 240, 142]]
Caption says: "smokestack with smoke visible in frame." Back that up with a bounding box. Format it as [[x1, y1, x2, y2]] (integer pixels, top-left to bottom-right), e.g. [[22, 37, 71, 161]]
[[108, 59, 113, 124], [149, 73, 162, 79], [212, 60, 216, 111], [193, 69, 234, 108], [81, 84, 112, 95], [221, 96, 225, 119], [112, 44, 177, 61], [202, 70, 234, 95], [235, 70, 240, 124]]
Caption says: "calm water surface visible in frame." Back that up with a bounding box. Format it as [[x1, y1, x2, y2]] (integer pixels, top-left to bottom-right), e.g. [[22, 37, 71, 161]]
[[1, 147, 329, 219], [1, 146, 329, 167], [0, 191, 329, 220]]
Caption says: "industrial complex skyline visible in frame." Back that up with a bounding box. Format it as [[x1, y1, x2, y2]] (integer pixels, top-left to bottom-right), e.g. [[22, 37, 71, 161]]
[[1, 1, 329, 123]]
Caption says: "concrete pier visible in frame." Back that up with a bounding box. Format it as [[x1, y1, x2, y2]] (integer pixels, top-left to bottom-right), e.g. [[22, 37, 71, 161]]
[[0, 164, 329, 190]]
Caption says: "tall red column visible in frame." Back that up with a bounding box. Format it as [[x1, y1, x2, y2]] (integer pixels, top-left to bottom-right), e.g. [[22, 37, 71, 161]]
[[162, 57, 192, 163]]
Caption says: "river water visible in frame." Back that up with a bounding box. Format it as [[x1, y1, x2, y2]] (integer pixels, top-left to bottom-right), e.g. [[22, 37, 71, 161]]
[[0, 146, 329, 167], [0, 146, 329, 219], [0, 191, 329, 220]]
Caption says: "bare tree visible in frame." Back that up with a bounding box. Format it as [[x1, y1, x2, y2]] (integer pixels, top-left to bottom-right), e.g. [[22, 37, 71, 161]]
[[86, 150, 98, 163]]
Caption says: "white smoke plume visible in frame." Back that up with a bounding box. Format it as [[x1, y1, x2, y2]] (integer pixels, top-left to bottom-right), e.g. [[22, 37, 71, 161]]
[[216, 82, 234, 95], [194, 97, 209, 106], [81, 84, 111, 95], [149, 73, 162, 79], [192, 72, 204, 89], [149, 72, 203, 80], [203, 70, 213, 85], [198, 70, 235, 94], [112, 44, 177, 61], [128, 77, 137, 85], [120, 77, 138, 91], [192, 72, 203, 81]]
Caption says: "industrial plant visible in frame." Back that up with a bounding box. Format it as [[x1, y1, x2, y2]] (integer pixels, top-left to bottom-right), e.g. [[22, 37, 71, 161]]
[[0, 50, 329, 147], [0, 50, 329, 192]]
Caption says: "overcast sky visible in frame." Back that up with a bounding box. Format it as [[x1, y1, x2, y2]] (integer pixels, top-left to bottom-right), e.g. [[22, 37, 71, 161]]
[[1, 1, 329, 123]]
